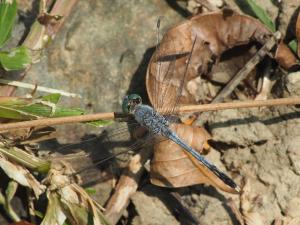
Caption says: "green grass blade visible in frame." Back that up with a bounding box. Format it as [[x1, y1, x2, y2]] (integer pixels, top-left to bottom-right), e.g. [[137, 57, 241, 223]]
[[0, 145, 51, 173], [235, 0, 276, 32], [87, 120, 114, 127], [41, 93, 62, 104], [0, 0, 17, 47], [288, 39, 297, 54], [0, 96, 84, 120], [0, 46, 31, 71]]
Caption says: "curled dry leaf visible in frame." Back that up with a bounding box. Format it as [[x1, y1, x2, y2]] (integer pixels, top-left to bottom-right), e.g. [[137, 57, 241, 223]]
[[146, 10, 273, 109], [40, 192, 66, 225], [42, 161, 108, 225], [0, 153, 46, 198], [275, 41, 298, 69], [147, 10, 299, 108], [151, 123, 238, 193]]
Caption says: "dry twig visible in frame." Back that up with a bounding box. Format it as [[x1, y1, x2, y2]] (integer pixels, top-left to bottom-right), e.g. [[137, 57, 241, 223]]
[[212, 32, 281, 103], [104, 147, 152, 225], [0, 97, 300, 132]]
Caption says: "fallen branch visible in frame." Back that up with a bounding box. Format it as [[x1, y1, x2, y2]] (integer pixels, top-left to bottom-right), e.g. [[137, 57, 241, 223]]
[[0, 112, 115, 132], [104, 147, 152, 225]]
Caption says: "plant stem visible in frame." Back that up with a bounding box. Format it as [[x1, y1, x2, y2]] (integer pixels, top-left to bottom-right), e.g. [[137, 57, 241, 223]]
[[0, 97, 300, 132]]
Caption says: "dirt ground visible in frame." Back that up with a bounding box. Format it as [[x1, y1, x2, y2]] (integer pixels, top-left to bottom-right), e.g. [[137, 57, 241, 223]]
[[5, 0, 300, 225]]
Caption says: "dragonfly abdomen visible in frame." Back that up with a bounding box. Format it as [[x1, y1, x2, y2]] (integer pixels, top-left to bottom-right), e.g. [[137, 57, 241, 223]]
[[167, 131, 240, 192]]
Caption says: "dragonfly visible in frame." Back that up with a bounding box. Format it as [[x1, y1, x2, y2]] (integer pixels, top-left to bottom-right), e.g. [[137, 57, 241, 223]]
[[120, 92, 239, 192], [57, 22, 240, 194]]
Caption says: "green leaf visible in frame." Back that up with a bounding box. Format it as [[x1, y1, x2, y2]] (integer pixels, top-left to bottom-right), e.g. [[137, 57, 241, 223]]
[[51, 107, 84, 117], [41, 93, 62, 104], [0, 145, 51, 173], [0, 97, 35, 120], [34, 210, 44, 219], [0, 0, 17, 47], [87, 119, 114, 127], [288, 39, 297, 54], [235, 0, 276, 32], [0, 95, 113, 129], [61, 199, 110, 225], [84, 187, 96, 195], [5, 180, 18, 201], [0, 46, 31, 71], [41, 193, 66, 225], [0, 96, 85, 120]]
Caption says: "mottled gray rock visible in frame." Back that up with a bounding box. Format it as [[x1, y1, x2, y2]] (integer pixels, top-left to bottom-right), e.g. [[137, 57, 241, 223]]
[[17, 0, 184, 113]]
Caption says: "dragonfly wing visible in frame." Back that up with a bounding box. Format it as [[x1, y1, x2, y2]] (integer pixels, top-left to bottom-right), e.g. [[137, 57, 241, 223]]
[[146, 28, 199, 115], [50, 119, 172, 183], [51, 119, 141, 169]]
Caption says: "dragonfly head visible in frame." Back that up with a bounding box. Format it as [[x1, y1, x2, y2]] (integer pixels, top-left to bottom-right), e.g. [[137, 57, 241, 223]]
[[122, 94, 142, 114]]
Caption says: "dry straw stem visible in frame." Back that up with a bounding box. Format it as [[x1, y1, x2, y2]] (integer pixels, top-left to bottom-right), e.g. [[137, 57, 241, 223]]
[[0, 97, 300, 132], [0, 78, 81, 98]]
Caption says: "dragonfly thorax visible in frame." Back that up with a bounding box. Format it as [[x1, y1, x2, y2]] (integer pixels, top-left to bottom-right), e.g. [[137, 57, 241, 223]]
[[122, 94, 143, 114], [134, 104, 170, 136]]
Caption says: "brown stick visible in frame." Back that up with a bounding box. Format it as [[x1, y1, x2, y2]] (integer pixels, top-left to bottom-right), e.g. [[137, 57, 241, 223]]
[[0, 112, 115, 132], [0, 97, 300, 132], [179, 97, 300, 113], [104, 147, 152, 225], [212, 32, 280, 103]]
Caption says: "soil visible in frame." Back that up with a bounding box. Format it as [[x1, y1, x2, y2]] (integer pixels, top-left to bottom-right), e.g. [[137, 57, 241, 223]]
[[3, 0, 300, 225]]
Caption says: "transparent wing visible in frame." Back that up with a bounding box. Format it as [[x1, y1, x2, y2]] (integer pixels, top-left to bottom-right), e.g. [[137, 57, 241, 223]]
[[147, 30, 197, 116], [49, 122, 170, 183]]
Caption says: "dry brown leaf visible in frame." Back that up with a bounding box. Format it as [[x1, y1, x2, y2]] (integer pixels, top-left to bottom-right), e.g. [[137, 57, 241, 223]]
[[0, 153, 46, 198], [150, 123, 238, 193], [146, 10, 273, 110], [42, 161, 107, 225], [275, 41, 298, 69]]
